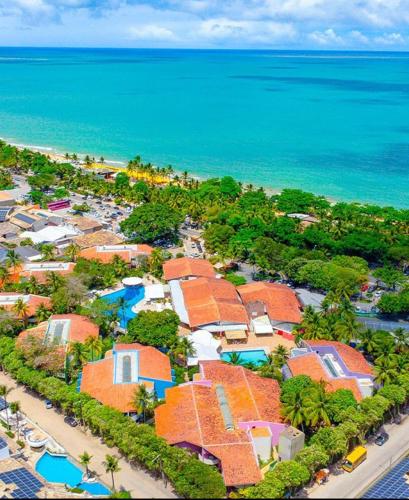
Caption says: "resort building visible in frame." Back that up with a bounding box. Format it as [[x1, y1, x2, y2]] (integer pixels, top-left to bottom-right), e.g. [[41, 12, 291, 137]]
[[80, 343, 175, 413], [73, 230, 123, 249], [170, 277, 249, 338], [17, 262, 76, 284], [155, 360, 286, 488], [80, 244, 153, 264], [0, 293, 52, 319], [163, 257, 216, 281], [284, 339, 374, 400], [17, 314, 99, 348], [68, 216, 104, 235], [237, 282, 302, 337], [20, 226, 79, 246]]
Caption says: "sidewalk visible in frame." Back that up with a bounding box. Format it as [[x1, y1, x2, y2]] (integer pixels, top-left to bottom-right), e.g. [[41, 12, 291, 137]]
[[307, 417, 409, 498], [0, 372, 174, 499]]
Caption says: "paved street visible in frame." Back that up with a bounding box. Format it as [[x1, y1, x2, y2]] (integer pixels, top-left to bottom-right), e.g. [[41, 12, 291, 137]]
[[308, 417, 409, 499], [0, 372, 174, 499]]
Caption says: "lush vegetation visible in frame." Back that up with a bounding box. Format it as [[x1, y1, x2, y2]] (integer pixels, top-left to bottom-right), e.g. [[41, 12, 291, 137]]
[[0, 337, 226, 499], [125, 310, 180, 348]]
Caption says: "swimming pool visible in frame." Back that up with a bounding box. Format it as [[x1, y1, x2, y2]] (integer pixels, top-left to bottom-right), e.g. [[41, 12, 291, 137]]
[[101, 285, 145, 328], [36, 452, 110, 496], [221, 349, 268, 366]]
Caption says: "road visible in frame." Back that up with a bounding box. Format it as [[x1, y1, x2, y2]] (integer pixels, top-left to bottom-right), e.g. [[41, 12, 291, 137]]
[[0, 372, 174, 499], [308, 416, 409, 498]]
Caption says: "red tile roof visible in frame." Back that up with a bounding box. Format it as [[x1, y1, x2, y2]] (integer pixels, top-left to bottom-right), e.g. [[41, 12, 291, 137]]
[[80, 244, 153, 264], [17, 314, 99, 347], [19, 263, 76, 284], [163, 257, 216, 281], [287, 353, 363, 401], [305, 340, 374, 376], [237, 282, 302, 324], [155, 361, 282, 487], [181, 278, 248, 328], [0, 293, 52, 317], [80, 343, 172, 413]]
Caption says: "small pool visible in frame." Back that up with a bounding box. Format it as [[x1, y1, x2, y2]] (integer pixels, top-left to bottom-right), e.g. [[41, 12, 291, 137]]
[[221, 349, 268, 366], [36, 452, 110, 496], [101, 285, 145, 328]]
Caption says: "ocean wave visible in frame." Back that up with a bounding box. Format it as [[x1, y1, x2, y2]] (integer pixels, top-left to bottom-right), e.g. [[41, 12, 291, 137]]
[[0, 57, 49, 61]]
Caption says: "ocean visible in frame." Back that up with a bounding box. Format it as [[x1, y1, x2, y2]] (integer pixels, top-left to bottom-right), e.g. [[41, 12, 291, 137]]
[[0, 47, 408, 207]]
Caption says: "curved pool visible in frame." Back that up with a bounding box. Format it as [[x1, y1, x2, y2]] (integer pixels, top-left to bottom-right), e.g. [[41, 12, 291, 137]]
[[101, 285, 145, 328], [36, 452, 110, 496]]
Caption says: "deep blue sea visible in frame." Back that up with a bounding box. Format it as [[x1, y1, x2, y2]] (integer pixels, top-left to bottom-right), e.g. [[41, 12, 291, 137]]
[[0, 47, 408, 207]]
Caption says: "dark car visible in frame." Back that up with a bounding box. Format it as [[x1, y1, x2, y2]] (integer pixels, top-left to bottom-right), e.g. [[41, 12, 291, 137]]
[[64, 416, 78, 427], [45, 399, 53, 409], [375, 433, 389, 446]]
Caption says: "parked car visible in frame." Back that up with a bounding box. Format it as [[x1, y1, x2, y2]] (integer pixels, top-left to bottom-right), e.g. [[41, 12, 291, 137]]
[[375, 433, 389, 446], [45, 399, 53, 409], [64, 416, 78, 427]]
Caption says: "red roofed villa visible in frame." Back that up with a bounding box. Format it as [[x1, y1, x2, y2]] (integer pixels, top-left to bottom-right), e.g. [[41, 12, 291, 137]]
[[237, 282, 302, 336], [0, 293, 52, 320], [80, 343, 175, 414], [163, 257, 216, 281], [284, 339, 374, 401], [80, 244, 153, 264], [18, 314, 99, 349], [17, 262, 76, 284], [155, 360, 286, 488]]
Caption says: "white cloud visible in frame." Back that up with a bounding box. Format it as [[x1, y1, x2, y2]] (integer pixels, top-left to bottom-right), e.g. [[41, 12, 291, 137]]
[[129, 24, 177, 41], [349, 30, 369, 45], [374, 32, 405, 45], [308, 28, 344, 45]]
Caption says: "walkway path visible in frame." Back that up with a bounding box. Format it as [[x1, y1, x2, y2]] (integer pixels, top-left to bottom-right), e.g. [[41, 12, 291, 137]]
[[0, 372, 175, 499], [308, 416, 409, 498]]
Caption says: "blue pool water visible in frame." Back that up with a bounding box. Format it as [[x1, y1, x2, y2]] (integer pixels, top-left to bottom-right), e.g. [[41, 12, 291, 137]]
[[35, 452, 110, 496], [101, 285, 145, 328], [221, 349, 268, 366]]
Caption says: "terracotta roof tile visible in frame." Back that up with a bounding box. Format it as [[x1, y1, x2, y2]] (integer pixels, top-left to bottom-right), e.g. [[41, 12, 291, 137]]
[[19, 262, 75, 284], [287, 353, 363, 401], [80, 343, 172, 412], [237, 282, 302, 324], [0, 293, 52, 317], [305, 340, 374, 376], [163, 257, 216, 281], [80, 244, 153, 264], [155, 361, 281, 487], [181, 278, 248, 328]]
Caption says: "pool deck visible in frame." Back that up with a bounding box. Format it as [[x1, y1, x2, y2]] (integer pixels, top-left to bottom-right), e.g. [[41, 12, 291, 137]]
[[219, 331, 295, 354]]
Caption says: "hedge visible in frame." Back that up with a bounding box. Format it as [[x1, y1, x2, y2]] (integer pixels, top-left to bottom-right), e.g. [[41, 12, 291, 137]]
[[0, 338, 226, 499]]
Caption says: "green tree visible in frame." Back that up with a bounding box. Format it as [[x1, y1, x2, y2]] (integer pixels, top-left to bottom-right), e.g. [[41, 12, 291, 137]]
[[126, 310, 179, 348], [326, 389, 357, 424], [132, 384, 153, 422], [79, 451, 93, 477], [9, 401, 22, 440], [295, 444, 329, 476], [103, 455, 120, 492], [0, 385, 12, 428]]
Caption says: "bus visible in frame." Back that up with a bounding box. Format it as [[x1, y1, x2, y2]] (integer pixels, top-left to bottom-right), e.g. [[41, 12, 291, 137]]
[[342, 446, 367, 472]]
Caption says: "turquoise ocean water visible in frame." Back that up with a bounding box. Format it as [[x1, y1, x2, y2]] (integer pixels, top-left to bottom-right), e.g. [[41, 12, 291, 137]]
[[0, 47, 408, 207]]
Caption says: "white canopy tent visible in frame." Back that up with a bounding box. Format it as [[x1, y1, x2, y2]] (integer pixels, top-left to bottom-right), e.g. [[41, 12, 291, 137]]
[[187, 329, 221, 366]]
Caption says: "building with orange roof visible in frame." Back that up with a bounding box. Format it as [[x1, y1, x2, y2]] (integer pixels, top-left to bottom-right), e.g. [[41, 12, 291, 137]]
[[79, 244, 153, 265], [17, 314, 99, 349], [170, 277, 249, 337], [283, 339, 374, 401], [237, 282, 302, 335], [80, 343, 175, 414], [0, 293, 52, 319], [155, 360, 286, 488], [17, 262, 76, 284], [163, 257, 216, 281]]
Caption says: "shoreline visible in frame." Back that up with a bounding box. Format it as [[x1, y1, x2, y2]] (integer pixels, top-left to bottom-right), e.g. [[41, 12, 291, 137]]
[[0, 134, 394, 208]]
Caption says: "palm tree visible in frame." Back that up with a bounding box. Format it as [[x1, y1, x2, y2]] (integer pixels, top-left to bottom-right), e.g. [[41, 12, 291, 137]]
[[0, 265, 10, 285], [79, 451, 93, 478], [9, 401, 21, 440], [12, 298, 29, 327], [27, 276, 39, 294], [5, 250, 22, 269], [103, 455, 120, 491], [281, 391, 307, 433], [68, 342, 89, 369], [99, 156, 105, 164], [40, 244, 55, 261], [114, 297, 127, 325], [374, 357, 398, 385], [64, 243, 81, 262], [303, 383, 331, 428], [172, 337, 195, 367], [227, 352, 242, 365], [35, 303, 51, 322], [132, 384, 153, 422], [84, 336, 103, 361], [0, 385, 12, 428], [393, 327, 409, 353], [272, 344, 290, 367], [45, 272, 66, 293]]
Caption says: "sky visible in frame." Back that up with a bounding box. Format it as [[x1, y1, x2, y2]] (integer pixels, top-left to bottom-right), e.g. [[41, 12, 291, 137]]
[[0, 0, 409, 50]]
